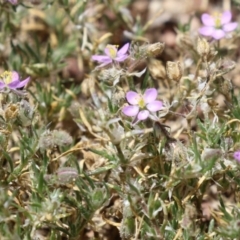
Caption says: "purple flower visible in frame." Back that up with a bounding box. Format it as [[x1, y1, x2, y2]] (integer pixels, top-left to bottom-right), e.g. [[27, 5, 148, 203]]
[[122, 88, 163, 124], [0, 71, 30, 90], [7, 0, 18, 4], [233, 151, 240, 162], [92, 43, 129, 67], [199, 11, 238, 40]]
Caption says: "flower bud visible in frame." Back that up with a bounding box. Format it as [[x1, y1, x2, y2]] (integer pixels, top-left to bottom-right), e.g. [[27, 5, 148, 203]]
[[176, 33, 194, 49], [81, 76, 95, 97], [91, 187, 106, 209], [18, 99, 34, 127], [57, 167, 78, 183], [98, 68, 123, 86], [219, 78, 232, 96], [201, 148, 222, 160], [112, 88, 125, 106], [52, 130, 73, 146], [166, 61, 182, 82], [197, 37, 210, 57], [38, 130, 54, 150], [38, 130, 73, 150]]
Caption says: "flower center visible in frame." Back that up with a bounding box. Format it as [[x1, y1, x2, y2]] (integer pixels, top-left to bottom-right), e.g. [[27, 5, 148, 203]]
[[106, 45, 118, 59], [138, 98, 145, 108], [213, 12, 222, 28], [0, 71, 12, 84]]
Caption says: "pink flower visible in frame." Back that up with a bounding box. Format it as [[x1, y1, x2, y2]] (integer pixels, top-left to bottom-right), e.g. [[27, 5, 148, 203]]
[[92, 43, 129, 67], [122, 88, 163, 124], [0, 71, 30, 90], [199, 11, 238, 40], [233, 151, 240, 162]]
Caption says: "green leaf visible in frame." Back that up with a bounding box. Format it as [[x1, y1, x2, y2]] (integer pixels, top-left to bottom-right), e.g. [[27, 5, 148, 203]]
[[89, 148, 116, 161], [141, 69, 149, 91]]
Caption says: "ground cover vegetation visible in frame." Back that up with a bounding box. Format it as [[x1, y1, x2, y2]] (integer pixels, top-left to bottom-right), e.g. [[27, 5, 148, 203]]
[[1, 0, 240, 239]]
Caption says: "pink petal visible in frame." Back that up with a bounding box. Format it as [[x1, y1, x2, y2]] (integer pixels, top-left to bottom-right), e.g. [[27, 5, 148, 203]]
[[221, 11, 232, 25], [0, 81, 6, 89], [143, 88, 157, 103], [104, 45, 118, 57], [7, 80, 20, 89], [212, 29, 226, 39], [198, 26, 214, 36], [201, 13, 215, 26], [137, 110, 149, 120], [92, 55, 112, 63], [122, 105, 139, 117], [223, 22, 238, 32], [9, 77, 30, 89], [146, 101, 163, 112], [117, 43, 129, 56], [97, 60, 113, 67], [114, 54, 129, 62], [126, 91, 140, 105], [11, 71, 19, 81], [234, 151, 240, 162]]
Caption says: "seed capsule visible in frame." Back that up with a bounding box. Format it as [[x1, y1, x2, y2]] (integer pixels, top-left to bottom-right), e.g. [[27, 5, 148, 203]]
[[166, 61, 182, 82], [197, 37, 210, 57], [146, 42, 165, 57], [5, 104, 18, 121]]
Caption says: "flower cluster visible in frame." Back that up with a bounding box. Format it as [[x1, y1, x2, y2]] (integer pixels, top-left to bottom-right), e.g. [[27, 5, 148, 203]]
[[122, 88, 163, 124], [199, 11, 237, 40], [92, 43, 163, 125]]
